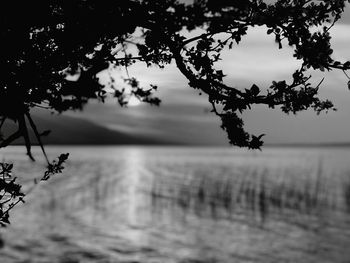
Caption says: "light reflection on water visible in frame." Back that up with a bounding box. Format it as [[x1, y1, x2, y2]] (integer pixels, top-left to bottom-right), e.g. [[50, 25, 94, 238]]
[[0, 146, 350, 263]]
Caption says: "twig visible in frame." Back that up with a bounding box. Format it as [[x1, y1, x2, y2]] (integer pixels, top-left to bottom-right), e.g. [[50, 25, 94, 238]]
[[0, 118, 6, 130], [0, 131, 21, 148], [18, 115, 35, 161], [25, 112, 50, 165], [343, 70, 350, 80]]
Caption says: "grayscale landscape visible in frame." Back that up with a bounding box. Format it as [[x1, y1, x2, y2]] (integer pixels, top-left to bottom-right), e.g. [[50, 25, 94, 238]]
[[1, 1, 350, 262]]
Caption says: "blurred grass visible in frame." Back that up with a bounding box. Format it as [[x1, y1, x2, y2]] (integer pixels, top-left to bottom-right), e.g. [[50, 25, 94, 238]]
[[148, 159, 348, 226]]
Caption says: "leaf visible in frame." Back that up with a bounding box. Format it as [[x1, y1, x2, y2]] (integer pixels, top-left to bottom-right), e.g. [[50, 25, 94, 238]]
[[2, 214, 10, 224], [257, 134, 266, 140], [249, 134, 265, 150], [259, 2, 267, 9], [250, 84, 260, 96]]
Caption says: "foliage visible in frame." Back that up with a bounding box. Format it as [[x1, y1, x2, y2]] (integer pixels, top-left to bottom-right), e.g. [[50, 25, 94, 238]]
[[0, 0, 349, 223], [0, 154, 69, 226], [0, 163, 24, 227], [0, 0, 349, 149]]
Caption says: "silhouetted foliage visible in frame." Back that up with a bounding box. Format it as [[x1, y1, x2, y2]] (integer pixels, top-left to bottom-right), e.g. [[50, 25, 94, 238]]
[[0, 0, 350, 224], [0, 163, 24, 226], [0, 154, 68, 226]]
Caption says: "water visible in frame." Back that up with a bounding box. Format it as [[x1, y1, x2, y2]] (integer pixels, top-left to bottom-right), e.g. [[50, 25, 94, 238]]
[[0, 146, 350, 263]]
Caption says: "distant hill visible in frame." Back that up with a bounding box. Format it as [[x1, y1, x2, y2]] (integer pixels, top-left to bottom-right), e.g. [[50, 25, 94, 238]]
[[1, 110, 172, 145], [266, 142, 350, 148], [4, 110, 350, 147]]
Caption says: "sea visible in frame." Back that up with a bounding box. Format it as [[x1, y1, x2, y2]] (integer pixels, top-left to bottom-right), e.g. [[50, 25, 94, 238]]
[[0, 146, 350, 263]]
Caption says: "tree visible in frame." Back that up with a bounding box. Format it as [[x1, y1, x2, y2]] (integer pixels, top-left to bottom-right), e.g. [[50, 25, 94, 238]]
[[0, 0, 349, 225]]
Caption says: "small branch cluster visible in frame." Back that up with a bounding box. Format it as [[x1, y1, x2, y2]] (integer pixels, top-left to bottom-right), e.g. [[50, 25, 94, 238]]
[[133, 0, 349, 149], [0, 153, 69, 227], [0, 163, 24, 227]]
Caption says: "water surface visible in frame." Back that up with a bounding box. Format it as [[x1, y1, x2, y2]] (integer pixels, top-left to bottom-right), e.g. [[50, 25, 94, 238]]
[[0, 146, 350, 263]]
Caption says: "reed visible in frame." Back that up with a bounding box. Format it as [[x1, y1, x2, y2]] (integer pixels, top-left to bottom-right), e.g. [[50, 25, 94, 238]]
[[344, 180, 350, 213], [149, 162, 339, 223]]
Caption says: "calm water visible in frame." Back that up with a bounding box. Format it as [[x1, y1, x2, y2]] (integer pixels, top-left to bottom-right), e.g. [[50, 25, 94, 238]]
[[0, 146, 350, 263]]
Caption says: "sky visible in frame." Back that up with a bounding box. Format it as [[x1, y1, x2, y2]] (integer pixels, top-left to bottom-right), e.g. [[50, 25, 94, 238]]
[[63, 1, 350, 145]]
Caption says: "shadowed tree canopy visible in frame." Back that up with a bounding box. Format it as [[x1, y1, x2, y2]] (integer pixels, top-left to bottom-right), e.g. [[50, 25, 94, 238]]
[[0, 0, 350, 225], [1, 0, 350, 150]]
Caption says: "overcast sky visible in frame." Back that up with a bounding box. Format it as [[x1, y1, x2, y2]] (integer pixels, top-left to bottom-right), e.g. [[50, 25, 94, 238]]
[[65, 2, 350, 145]]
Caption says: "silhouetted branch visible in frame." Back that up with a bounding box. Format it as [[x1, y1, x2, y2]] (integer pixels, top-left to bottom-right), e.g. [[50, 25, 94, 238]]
[[0, 131, 21, 149], [25, 112, 50, 165], [18, 115, 35, 161]]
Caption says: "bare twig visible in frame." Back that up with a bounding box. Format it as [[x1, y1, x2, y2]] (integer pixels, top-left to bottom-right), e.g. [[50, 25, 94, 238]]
[[25, 112, 50, 165]]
